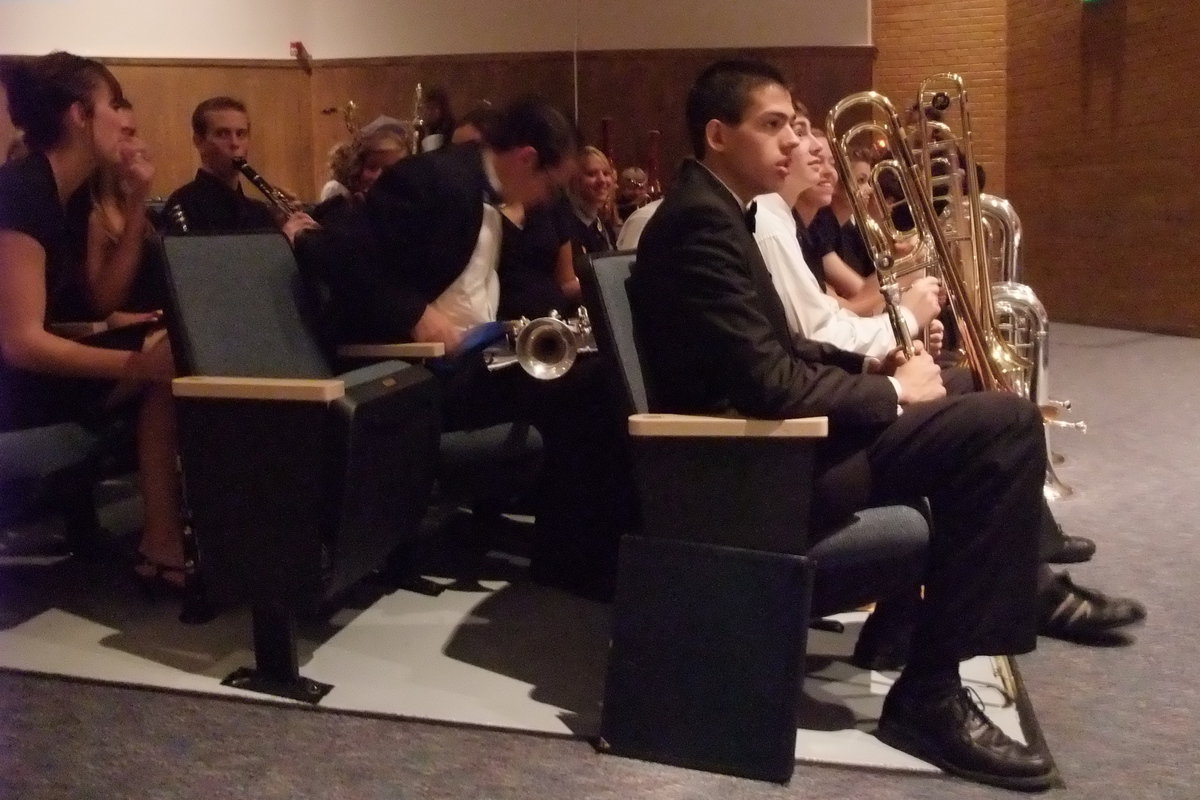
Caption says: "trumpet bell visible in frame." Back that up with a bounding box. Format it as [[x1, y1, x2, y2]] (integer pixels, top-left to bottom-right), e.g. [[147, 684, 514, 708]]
[[516, 317, 578, 380]]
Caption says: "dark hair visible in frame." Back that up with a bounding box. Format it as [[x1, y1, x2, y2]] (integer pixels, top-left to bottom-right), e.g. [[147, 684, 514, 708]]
[[422, 86, 456, 137], [486, 96, 578, 169], [191, 96, 248, 136], [454, 104, 501, 142], [0, 52, 123, 152], [686, 59, 788, 159]]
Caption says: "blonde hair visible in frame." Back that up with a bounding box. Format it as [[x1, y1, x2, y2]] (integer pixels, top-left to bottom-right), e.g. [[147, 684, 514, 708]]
[[569, 145, 614, 206], [327, 140, 356, 187]]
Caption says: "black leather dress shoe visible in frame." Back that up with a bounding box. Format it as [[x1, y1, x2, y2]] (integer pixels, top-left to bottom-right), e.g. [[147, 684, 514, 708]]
[[1039, 572, 1146, 643], [878, 686, 1054, 792], [1046, 534, 1097, 564]]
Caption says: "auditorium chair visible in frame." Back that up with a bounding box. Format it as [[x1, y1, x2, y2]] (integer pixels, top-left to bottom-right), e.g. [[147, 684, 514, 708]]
[[578, 251, 930, 783], [159, 232, 468, 701], [0, 321, 144, 562], [0, 421, 128, 559]]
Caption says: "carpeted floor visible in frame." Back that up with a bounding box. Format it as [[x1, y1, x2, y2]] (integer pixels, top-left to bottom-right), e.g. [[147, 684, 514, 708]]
[[1, 323, 1198, 799]]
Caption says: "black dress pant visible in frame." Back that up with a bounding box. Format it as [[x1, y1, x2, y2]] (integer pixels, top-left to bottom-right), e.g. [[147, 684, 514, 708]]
[[813, 391, 1045, 661], [436, 353, 637, 584], [941, 365, 1065, 561]]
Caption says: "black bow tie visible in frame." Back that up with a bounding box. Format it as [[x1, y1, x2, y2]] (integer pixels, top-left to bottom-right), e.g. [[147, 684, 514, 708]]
[[744, 201, 758, 234]]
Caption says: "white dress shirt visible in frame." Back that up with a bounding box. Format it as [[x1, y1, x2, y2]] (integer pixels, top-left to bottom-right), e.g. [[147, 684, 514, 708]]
[[752, 192, 913, 360], [616, 198, 662, 250], [429, 152, 502, 331]]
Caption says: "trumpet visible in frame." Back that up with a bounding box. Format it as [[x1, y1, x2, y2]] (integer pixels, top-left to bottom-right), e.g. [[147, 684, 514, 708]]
[[486, 308, 596, 380], [232, 157, 304, 217]]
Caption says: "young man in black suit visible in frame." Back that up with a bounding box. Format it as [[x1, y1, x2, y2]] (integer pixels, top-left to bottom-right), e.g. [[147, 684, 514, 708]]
[[165, 96, 316, 241], [630, 59, 1054, 791], [296, 97, 635, 600]]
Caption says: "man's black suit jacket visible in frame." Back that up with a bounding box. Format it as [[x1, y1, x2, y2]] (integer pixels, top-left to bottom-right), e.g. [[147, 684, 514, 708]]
[[629, 159, 900, 438], [297, 144, 495, 343]]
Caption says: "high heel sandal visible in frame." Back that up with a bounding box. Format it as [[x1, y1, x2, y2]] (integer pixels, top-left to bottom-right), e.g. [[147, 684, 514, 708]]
[[132, 558, 187, 600]]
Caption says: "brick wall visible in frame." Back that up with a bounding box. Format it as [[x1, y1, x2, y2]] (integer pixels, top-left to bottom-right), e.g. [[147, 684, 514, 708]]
[[1007, 0, 1200, 334], [875, 0, 1200, 335], [873, 0, 1008, 195]]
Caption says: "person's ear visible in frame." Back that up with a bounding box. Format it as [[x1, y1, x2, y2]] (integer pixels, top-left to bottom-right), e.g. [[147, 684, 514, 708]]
[[517, 145, 540, 171], [66, 100, 90, 132], [705, 119, 726, 155]]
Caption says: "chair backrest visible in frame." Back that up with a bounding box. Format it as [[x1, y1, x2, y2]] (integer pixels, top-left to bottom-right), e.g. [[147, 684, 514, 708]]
[[577, 250, 650, 415], [159, 233, 333, 379]]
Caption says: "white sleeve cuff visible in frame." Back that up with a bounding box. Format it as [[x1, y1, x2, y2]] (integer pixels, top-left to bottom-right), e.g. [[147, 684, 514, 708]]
[[886, 376, 903, 415]]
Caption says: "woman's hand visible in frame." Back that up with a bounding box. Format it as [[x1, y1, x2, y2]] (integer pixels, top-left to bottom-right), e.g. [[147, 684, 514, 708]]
[[117, 137, 155, 201]]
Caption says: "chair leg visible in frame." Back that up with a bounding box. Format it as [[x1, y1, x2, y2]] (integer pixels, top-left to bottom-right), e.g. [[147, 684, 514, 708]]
[[220, 600, 332, 704]]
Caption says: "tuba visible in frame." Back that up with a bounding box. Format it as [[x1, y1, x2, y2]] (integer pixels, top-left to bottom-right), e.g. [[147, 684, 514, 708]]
[[981, 194, 1086, 499]]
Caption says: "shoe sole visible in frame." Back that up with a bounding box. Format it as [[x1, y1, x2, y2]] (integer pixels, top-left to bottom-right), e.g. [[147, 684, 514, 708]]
[[877, 718, 1054, 793], [1040, 609, 1146, 643], [1046, 552, 1093, 565]]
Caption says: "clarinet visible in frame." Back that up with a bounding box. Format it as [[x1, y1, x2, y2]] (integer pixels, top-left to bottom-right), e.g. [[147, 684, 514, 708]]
[[232, 157, 302, 216], [165, 202, 190, 234]]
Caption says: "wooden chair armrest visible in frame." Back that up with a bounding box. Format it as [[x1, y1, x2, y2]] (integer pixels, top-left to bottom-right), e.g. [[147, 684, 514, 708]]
[[172, 376, 345, 402], [337, 342, 446, 359], [49, 321, 109, 339], [628, 413, 828, 439]]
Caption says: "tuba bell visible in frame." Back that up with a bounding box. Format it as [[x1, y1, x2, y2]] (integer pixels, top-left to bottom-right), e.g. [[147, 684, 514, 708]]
[[980, 194, 1086, 499]]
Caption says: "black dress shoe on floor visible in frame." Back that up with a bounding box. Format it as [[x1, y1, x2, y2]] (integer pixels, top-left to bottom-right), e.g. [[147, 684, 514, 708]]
[[878, 685, 1054, 792], [1046, 533, 1096, 564], [1039, 571, 1147, 643]]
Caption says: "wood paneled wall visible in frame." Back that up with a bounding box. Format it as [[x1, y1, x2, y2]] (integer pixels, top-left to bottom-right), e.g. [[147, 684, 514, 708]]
[[107, 60, 315, 202], [312, 48, 873, 197], [4, 48, 873, 202]]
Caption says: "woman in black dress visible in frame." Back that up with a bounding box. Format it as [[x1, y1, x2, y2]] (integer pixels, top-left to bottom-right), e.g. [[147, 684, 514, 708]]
[[0, 52, 184, 588]]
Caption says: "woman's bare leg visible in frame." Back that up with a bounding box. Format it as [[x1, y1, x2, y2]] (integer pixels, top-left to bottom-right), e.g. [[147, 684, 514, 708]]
[[107, 329, 184, 571], [135, 380, 184, 569]]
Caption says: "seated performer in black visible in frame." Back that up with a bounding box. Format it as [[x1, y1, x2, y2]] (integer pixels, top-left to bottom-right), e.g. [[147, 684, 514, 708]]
[[496, 196, 576, 321], [0, 52, 184, 587], [295, 96, 636, 599], [630, 59, 1056, 791], [163, 96, 314, 239], [751, 111, 1142, 657]]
